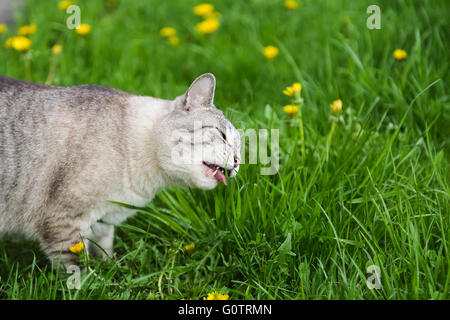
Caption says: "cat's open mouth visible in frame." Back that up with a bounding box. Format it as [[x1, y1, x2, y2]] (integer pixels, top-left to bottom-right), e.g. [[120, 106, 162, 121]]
[[202, 162, 232, 186]]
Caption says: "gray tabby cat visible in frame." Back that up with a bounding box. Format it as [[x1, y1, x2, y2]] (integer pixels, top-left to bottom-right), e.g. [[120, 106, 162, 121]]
[[0, 73, 241, 268]]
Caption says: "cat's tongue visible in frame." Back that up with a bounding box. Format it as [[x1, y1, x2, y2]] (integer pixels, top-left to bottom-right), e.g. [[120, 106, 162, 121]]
[[214, 169, 228, 186]]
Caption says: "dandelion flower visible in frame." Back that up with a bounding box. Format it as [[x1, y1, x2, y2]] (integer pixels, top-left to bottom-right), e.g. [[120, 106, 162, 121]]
[[196, 18, 219, 35], [69, 242, 85, 254], [184, 242, 195, 251], [18, 24, 37, 36], [283, 104, 299, 115], [262, 45, 279, 59], [5, 36, 31, 51], [330, 99, 343, 114], [194, 3, 215, 17], [75, 24, 91, 35], [203, 291, 229, 300], [393, 49, 407, 61], [168, 35, 180, 46], [283, 82, 302, 97], [58, 0, 75, 10], [52, 44, 63, 55], [0, 24, 7, 34], [284, 0, 298, 10], [160, 27, 176, 38]]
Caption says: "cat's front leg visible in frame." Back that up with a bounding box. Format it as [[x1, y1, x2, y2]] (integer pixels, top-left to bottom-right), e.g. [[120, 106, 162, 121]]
[[38, 213, 90, 270], [86, 221, 115, 260]]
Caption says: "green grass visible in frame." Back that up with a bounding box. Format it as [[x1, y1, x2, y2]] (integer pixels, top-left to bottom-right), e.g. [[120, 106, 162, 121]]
[[0, 0, 448, 299]]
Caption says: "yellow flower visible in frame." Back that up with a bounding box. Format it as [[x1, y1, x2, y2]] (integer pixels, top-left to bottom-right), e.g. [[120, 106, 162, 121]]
[[5, 36, 31, 51], [58, 0, 75, 10], [69, 242, 85, 254], [283, 104, 299, 115], [160, 27, 176, 37], [262, 45, 279, 59], [0, 24, 7, 34], [18, 24, 37, 36], [203, 291, 229, 300], [52, 44, 63, 55], [284, 0, 298, 9], [393, 49, 407, 61], [184, 242, 195, 251], [330, 99, 343, 114], [283, 82, 302, 97], [343, 16, 351, 24], [196, 18, 219, 35], [75, 24, 91, 35], [194, 3, 214, 17], [168, 35, 180, 46]]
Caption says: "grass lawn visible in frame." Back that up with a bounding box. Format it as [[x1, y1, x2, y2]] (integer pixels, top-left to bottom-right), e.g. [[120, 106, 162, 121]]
[[0, 0, 448, 299]]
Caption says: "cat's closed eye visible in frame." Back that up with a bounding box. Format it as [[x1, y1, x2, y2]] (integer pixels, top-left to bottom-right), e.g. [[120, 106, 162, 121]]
[[202, 125, 226, 141]]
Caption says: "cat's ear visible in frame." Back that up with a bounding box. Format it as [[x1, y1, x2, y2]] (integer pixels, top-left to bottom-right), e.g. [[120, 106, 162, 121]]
[[184, 73, 216, 111]]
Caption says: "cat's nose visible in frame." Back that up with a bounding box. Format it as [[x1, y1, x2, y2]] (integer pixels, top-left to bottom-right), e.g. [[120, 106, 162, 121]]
[[234, 157, 240, 167]]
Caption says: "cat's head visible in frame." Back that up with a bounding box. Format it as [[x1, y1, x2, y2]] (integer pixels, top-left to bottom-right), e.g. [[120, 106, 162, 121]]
[[156, 73, 241, 189]]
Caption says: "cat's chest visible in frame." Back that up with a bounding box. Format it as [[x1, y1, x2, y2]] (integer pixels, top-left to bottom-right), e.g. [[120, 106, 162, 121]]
[[90, 188, 155, 225]]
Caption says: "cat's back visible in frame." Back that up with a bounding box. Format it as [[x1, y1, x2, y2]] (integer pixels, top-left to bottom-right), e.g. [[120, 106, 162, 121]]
[[0, 75, 131, 149], [0, 75, 132, 170], [0, 75, 131, 169], [0, 75, 47, 91], [0, 75, 129, 113]]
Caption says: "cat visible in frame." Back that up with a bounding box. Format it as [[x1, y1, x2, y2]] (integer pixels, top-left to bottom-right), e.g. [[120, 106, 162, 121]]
[[0, 73, 241, 268]]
